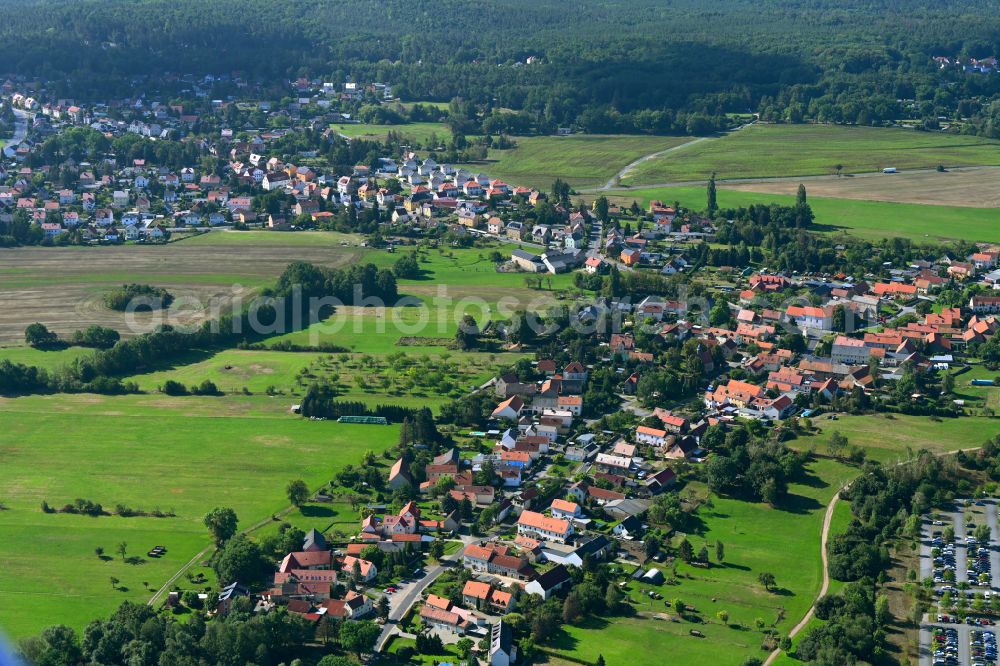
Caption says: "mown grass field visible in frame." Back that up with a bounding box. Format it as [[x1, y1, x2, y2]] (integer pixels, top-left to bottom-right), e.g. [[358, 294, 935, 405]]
[[0, 344, 91, 370], [477, 134, 693, 190], [951, 362, 1000, 411], [543, 457, 856, 666], [331, 121, 450, 145], [725, 166, 1000, 208], [603, 185, 1000, 244], [546, 423, 980, 666], [801, 413, 1000, 463], [770, 499, 888, 666], [0, 234, 547, 639], [621, 124, 1000, 184], [179, 230, 363, 247], [267, 243, 574, 353], [0, 393, 400, 639]]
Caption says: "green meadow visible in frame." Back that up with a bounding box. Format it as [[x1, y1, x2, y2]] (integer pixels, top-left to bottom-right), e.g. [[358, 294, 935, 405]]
[[0, 394, 399, 638], [801, 413, 1000, 463], [545, 418, 989, 666], [0, 345, 91, 370], [331, 122, 450, 145], [949, 361, 1000, 411], [605, 185, 1000, 244], [0, 237, 553, 639], [621, 124, 1000, 184], [479, 134, 693, 190], [266, 243, 574, 353], [544, 457, 857, 666]]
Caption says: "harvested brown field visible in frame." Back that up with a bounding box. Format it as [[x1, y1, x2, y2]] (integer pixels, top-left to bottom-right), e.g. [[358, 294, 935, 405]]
[[0, 241, 363, 343], [723, 166, 1000, 207]]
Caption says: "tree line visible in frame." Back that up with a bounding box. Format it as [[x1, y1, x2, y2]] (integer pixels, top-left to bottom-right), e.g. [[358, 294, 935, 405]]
[[0, 261, 396, 396], [3, 0, 1000, 136]]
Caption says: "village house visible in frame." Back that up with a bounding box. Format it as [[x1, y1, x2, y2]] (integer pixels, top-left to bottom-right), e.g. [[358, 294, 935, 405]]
[[419, 595, 481, 635], [636, 425, 668, 447], [705, 379, 766, 409], [785, 305, 833, 331], [322, 590, 373, 620], [462, 581, 516, 614], [387, 457, 412, 490], [971, 296, 1000, 315], [492, 395, 525, 420], [831, 335, 872, 365], [462, 542, 536, 580], [644, 467, 678, 494], [340, 556, 377, 583], [550, 499, 582, 520], [524, 564, 572, 599], [517, 510, 573, 543]]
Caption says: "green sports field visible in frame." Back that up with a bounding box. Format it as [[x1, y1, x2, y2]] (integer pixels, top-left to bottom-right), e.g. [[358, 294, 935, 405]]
[[0, 393, 399, 638], [604, 185, 1000, 244], [621, 124, 1000, 185]]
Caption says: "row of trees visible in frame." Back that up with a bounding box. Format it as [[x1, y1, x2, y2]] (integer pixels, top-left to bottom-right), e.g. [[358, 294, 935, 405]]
[[3, 261, 396, 397], [18, 599, 376, 666]]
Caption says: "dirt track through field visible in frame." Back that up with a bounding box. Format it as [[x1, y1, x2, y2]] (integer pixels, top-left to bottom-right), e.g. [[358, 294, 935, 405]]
[[0, 243, 362, 342]]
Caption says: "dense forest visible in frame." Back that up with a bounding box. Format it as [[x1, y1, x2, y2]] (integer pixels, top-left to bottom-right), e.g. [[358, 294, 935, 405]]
[[3, 0, 1000, 134]]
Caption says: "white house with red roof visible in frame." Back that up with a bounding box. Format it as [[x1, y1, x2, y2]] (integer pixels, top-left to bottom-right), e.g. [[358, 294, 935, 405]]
[[517, 510, 573, 543], [492, 395, 524, 420], [784, 305, 833, 331]]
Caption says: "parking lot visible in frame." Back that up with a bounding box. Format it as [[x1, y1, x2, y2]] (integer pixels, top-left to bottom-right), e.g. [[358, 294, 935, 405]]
[[919, 499, 1000, 666]]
